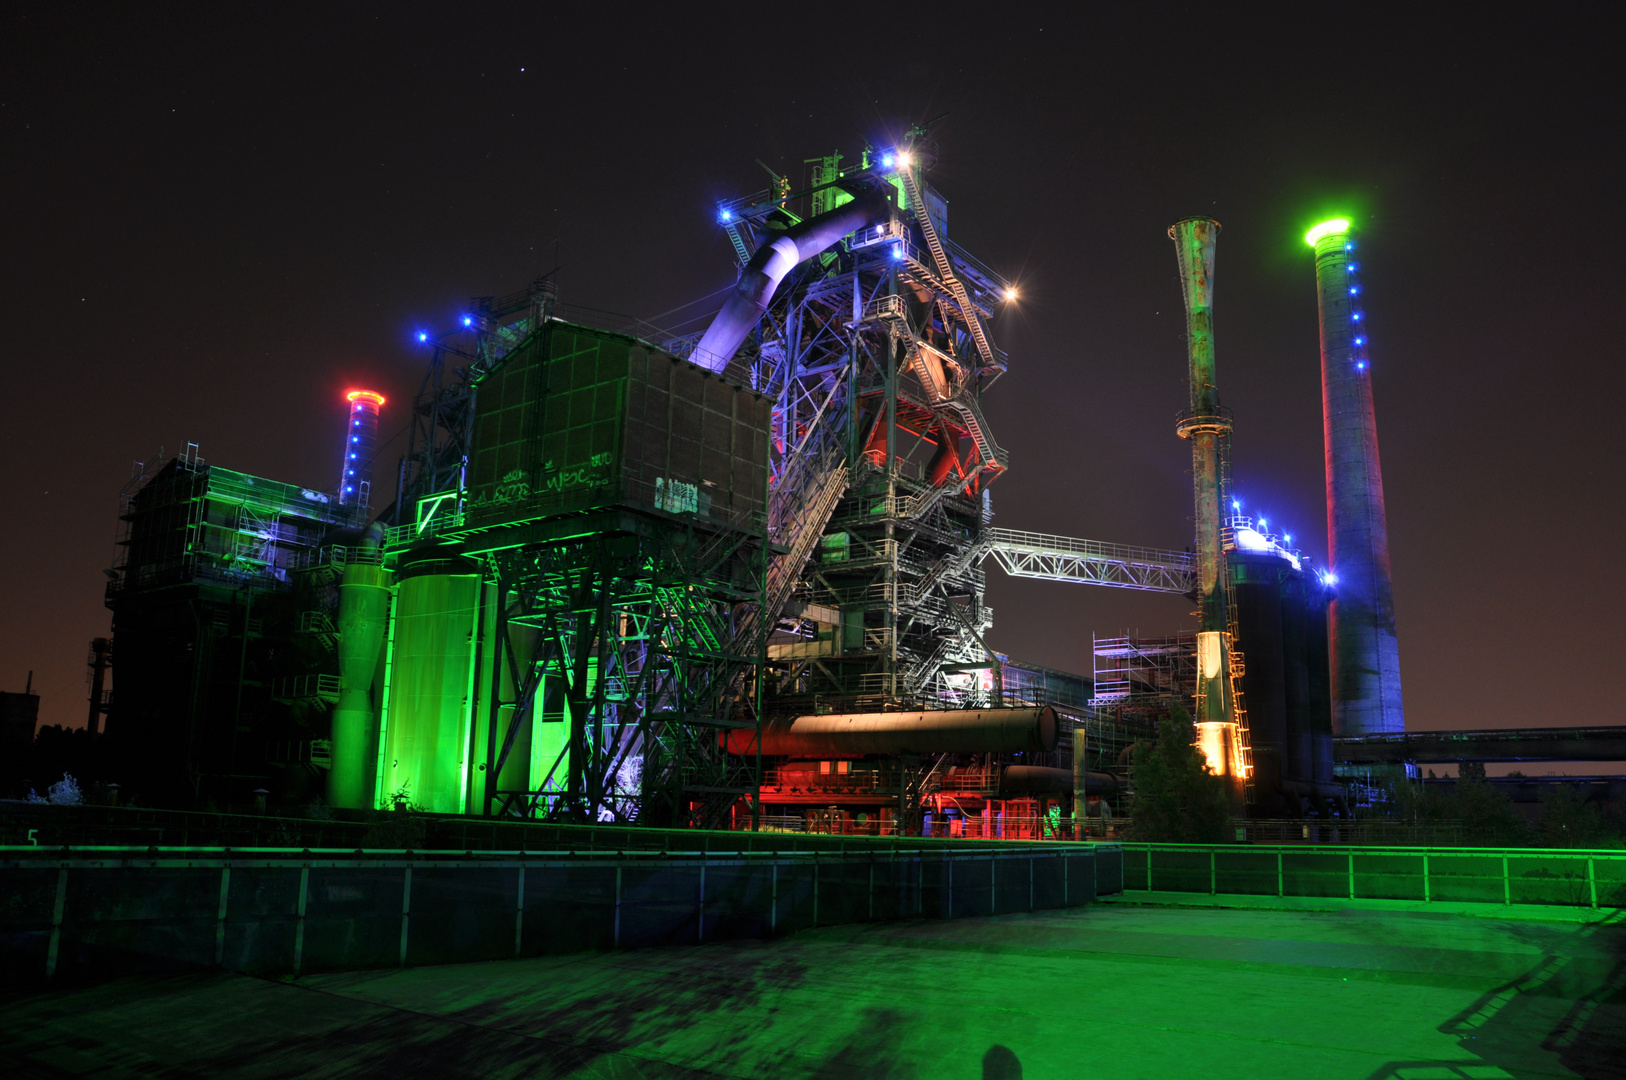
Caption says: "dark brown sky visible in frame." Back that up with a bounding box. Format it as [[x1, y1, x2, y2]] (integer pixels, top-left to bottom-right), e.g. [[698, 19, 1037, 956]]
[[3, 5, 1620, 735]]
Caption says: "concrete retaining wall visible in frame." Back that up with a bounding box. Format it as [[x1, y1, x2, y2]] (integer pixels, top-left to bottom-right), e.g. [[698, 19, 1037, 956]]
[[3, 843, 1123, 980]]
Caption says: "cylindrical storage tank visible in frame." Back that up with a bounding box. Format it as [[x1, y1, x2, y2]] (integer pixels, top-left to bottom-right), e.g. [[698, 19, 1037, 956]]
[[723, 707, 1057, 757], [379, 553, 482, 813], [1278, 569, 1315, 786], [329, 557, 393, 809], [1230, 550, 1288, 809]]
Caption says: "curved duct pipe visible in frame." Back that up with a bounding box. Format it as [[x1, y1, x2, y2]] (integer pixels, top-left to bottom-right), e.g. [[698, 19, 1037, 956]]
[[1000, 765, 1119, 796], [692, 186, 893, 372], [330, 522, 392, 809], [723, 706, 1057, 757]]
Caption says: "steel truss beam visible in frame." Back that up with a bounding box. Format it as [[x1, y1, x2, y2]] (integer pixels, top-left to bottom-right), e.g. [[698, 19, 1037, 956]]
[[984, 528, 1196, 594]]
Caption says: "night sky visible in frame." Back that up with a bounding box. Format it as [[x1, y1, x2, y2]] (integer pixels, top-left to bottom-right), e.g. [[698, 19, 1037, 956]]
[[4, 6, 1620, 738]]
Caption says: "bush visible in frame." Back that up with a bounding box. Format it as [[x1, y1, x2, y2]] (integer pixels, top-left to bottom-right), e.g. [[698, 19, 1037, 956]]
[[1536, 785, 1623, 849], [26, 773, 84, 805]]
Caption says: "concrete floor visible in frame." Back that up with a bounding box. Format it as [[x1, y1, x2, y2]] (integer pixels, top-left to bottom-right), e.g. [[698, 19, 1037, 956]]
[[6, 896, 1624, 1079]]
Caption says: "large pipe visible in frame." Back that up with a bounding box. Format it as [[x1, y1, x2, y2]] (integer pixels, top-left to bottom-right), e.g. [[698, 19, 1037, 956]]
[[330, 523, 392, 809], [1306, 219, 1404, 735], [1002, 765, 1119, 795], [692, 186, 892, 372], [1170, 219, 1237, 747], [723, 707, 1057, 757]]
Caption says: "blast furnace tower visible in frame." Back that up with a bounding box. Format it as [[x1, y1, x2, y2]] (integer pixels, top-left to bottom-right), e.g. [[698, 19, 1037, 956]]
[[1306, 219, 1403, 735]]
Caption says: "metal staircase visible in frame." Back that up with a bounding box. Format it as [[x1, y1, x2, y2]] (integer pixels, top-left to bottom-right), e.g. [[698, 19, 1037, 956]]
[[896, 162, 996, 371], [733, 438, 849, 654]]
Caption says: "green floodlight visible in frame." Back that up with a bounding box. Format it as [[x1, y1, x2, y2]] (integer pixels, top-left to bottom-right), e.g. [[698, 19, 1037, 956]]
[[1305, 218, 1352, 247]]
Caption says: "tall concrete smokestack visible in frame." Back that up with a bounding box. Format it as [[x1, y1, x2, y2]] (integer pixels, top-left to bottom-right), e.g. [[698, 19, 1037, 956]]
[[1306, 219, 1404, 735], [339, 389, 385, 510], [1170, 219, 1244, 779]]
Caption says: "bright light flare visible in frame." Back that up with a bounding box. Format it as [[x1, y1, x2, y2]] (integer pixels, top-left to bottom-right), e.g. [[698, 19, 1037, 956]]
[[1305, 218, 1352, 247], [1002, 286, 1019, 302], [896, 151, 912, 168]]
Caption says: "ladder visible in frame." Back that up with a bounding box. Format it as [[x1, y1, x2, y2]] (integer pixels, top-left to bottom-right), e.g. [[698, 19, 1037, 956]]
[[1223, 570, 1256, 804]]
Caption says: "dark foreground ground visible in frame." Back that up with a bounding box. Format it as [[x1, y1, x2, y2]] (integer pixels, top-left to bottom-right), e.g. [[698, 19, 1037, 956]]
[[6, 895, 1623, 1079]]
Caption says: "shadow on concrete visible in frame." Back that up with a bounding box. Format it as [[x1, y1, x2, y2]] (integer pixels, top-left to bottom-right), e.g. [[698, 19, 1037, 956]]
[[1366, 911, 1626, 1080], [983, 1044, 1023, 1079]]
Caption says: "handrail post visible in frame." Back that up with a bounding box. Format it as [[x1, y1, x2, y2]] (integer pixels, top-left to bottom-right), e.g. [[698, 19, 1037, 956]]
[[399, 866, 412, 966], [514, 866, 525, 957], [1588, 857, 1597, 909]]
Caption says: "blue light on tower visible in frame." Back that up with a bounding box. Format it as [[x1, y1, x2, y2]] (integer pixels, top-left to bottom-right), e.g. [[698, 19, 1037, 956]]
[[339, 390, 385, 510]]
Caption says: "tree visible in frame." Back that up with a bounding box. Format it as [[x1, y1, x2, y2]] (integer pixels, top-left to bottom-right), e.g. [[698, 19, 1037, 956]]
[[1126, 709, 1232, 843], [1536, 785, 1622, 849]]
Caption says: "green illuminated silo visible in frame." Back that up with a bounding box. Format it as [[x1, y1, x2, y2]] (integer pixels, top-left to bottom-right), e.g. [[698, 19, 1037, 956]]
[[379, 555, 482, 813], [329, 559, 392, 809]]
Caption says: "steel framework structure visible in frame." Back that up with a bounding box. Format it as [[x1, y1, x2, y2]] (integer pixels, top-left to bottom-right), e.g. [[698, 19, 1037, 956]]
[[462, 510, 767, 829], [984, 529, 1196, 594], [687, 136, 1018, 720], [379, 134, 1021, 826]]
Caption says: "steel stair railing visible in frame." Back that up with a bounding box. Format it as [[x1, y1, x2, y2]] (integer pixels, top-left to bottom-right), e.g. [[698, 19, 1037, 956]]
[[897, 162, 996, 372]]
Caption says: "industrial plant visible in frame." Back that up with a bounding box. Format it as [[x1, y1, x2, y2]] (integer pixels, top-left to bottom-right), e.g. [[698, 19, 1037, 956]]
[[96, 134, 1407, 833]]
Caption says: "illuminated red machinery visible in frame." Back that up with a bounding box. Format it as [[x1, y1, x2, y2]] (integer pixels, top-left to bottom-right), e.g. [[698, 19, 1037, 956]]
[[339, 389, 385, 509]]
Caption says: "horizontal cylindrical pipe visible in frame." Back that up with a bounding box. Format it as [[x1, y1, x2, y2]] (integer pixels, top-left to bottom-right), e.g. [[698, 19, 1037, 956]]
[[1001, 765, 1119, 795], [724, 707, 1057, 757]]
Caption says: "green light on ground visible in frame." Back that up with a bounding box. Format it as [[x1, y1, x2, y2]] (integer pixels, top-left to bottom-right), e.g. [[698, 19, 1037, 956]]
[[1305, 218, 1352, 246]]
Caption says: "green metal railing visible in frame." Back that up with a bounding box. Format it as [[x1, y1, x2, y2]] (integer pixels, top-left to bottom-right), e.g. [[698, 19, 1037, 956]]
[[1120, 842, 1626, 910]]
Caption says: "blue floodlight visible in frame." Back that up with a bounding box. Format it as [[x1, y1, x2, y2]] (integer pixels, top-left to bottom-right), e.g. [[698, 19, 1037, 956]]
[[881, 153, 895, 168], [417, 331, 428, 343], [1232, 500, 1241, 511], [462, 315, 473, 327], [720, 208, 733, 222]]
